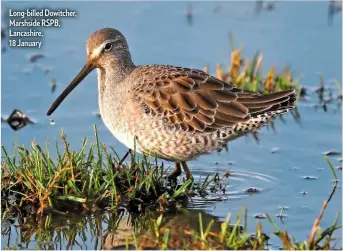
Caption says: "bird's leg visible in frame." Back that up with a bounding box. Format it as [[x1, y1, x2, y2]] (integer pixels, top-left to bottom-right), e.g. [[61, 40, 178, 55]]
[[169, 162, 182, 180], [181, 161, 194, 181], [114, 149, 132, 173], [118, 149, 132, 167], [129, 149, 135, 166]]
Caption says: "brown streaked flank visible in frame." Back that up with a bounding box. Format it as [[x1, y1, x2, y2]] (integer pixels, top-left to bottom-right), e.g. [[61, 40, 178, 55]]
[[47, 28, 296, 181]]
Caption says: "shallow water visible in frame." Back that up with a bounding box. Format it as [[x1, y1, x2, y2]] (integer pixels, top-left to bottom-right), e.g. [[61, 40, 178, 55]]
[[1, 1, 342, 249]]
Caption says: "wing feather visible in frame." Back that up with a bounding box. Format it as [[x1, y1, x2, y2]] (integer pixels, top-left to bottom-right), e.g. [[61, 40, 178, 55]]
[[132, 65, 295, 132]]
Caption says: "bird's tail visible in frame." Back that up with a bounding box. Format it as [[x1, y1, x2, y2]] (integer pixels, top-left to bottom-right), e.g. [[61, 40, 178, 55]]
[[232, 89, 296, 135]]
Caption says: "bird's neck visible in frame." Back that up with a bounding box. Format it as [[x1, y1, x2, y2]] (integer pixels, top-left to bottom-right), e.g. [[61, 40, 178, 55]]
[[97, 57, 135, 92], [101, 56, 135, 82], [97, 58, 135, 117]]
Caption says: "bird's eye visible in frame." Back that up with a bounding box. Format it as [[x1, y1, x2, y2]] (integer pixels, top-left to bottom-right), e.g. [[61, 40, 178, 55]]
[[104, 43, 112, 51]]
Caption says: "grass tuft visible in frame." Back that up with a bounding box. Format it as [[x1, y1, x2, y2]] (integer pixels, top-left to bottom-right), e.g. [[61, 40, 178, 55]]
[[1, 126, 229, 217]]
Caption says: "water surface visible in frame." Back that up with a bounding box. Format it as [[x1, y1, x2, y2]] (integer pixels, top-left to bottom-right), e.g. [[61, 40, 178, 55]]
[[1, 1, 342, 249]]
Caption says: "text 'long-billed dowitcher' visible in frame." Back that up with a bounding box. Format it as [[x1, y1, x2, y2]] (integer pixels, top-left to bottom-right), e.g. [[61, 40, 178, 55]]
[[47, 28, 296, 180]]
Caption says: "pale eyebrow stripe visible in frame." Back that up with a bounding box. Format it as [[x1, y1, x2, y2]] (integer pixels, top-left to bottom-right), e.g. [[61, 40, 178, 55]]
[[90, 39, 118, 58]]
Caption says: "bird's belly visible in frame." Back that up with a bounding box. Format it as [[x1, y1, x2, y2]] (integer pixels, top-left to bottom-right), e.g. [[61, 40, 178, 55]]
[[111, 129, 143, 154], [99, 109, 143, 154], [100, 106, 224, 161]]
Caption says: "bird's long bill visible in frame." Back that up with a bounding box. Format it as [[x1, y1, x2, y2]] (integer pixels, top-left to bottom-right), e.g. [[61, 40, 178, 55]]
[[47, 62, 94, 116]]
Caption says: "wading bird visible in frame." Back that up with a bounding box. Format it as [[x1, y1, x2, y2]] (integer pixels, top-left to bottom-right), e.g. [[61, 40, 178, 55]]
[[47, 28, 296, 181]]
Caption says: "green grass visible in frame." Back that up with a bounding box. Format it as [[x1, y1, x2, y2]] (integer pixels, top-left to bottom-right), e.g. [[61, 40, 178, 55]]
[[1, 126, 228, 216], [142, 156, 341, 250], [1, 128, 341, 250]]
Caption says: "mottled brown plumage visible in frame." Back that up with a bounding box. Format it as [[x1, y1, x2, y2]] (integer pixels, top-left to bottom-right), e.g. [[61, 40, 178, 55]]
[[131, 65, 295, 134], [47, 28, 296, 180]]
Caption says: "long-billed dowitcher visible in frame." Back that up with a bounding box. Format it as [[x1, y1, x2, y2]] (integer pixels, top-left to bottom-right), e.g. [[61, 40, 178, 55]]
[[47, 28, 296, 181]]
